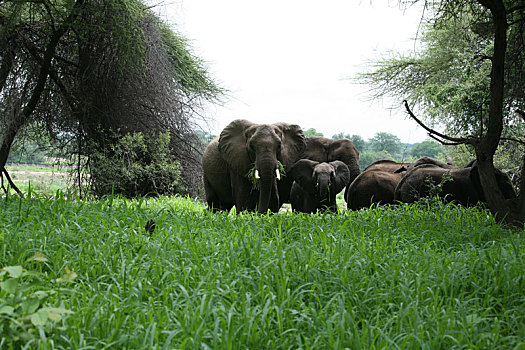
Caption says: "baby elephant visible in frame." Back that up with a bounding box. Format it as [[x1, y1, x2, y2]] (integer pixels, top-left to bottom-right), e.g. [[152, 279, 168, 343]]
[[288, 159, 350, 213]]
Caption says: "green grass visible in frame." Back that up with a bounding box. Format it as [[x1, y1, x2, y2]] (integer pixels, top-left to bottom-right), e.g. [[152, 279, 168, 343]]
[[4, 164, 70, 195], [1, 193, 524, 348]]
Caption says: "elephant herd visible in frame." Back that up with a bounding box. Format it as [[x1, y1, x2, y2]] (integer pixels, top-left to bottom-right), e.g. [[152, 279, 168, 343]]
[[202, 119, 516, 214]]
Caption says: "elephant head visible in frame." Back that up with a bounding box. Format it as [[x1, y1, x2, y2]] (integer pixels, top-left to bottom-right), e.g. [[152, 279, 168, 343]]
[[217, 119, 305, 213], [301, 136, 361, 191], [288, 159, 350, 213]]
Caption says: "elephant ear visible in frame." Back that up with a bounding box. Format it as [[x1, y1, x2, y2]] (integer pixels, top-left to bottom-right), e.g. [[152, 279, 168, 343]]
[[330, 161, 351, 194], [273, 123, 306, 166], [288, 159, 318, 192], [218, 119, 256, 176]]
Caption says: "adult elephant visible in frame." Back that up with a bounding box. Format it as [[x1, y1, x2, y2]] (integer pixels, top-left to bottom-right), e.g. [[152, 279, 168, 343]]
[[362, 159, 412, 173], [288, 159, 350, 213], [394, 161, 516, 206], [202, 119, 306, 213], [300, 136, 361, 196], [346, 160, 411, 210]]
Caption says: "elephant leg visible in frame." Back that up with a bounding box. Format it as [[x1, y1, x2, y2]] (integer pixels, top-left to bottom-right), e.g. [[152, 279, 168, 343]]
[[204, 177, 221, 212], [230, 172, 258, 211]]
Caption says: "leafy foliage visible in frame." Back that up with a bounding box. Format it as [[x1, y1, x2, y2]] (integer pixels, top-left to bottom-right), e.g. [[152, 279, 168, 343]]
[[0, 0, 223, 198], [0, 255, 76, 347], [368, 132, 402, 155], [410, 140, 446, 158], [89, 132, 181, 198], [358, 2, 524, 169], [303, 128, 324, 137]]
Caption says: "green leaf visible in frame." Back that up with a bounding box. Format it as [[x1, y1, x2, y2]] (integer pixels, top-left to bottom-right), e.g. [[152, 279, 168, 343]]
[[28, 252, 48, 262], [0, 278, 19, 294], [30, 309, 49, 326], [22, 298, 40, 314], [3, 266, 23, 278], [0, 305, 15, 315], [41, 307, 73, 322], [33, 291, 50, 300], [56, 266, 77, 283]]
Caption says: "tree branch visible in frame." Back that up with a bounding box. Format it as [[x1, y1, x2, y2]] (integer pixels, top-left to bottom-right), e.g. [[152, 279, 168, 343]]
[[403, 100, 475, 145], [1, 167, 23, 197], [500, 137, 525, 146], [506, 4, 525, 15]]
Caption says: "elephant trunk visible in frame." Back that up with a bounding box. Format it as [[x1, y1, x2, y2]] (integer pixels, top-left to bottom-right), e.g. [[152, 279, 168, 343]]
[[255, 156, 278, 214], [317, 175, 330, 202]]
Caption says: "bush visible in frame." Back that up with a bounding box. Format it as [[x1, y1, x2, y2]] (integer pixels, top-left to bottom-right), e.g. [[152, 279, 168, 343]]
[[88, 132, 181, 197]]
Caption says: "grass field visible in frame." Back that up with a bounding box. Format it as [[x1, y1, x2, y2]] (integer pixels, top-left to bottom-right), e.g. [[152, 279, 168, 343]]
[[4, 164, 71, 195], [1, 192, 524, 349]]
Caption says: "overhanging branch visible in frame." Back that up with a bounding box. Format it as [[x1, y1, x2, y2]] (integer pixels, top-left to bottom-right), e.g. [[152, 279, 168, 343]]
[[403, 100, 475, 145]]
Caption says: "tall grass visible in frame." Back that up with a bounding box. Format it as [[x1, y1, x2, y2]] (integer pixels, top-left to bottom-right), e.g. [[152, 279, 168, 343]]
[[1, 193, 524, 348]]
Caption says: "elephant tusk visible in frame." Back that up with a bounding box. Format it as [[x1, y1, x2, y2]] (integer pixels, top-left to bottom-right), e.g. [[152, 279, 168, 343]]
[[254, 169, 260, 179], [276, 168, 281, 181]]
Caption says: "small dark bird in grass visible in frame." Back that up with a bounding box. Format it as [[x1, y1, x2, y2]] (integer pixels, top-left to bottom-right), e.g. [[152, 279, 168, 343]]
[[145, 219, 156, 236]]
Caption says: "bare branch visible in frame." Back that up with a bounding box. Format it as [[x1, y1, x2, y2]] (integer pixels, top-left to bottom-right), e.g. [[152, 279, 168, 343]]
[[1, 167, 23, 197], [500, 137, 525, 146], [506, 4, 525, 15], [403, 100, 475, 145], [427, 133, 467, 146]]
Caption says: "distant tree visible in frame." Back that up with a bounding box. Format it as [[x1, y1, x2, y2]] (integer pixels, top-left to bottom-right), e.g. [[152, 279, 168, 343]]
[[368, 132, 402, 156], [410, 141, 445, 159], [359, 150, 394, 170], [332, 133, 366, 152], [303, 128, 324, 137], [350, 135, 367, 152], [332, 132, 351, 140]]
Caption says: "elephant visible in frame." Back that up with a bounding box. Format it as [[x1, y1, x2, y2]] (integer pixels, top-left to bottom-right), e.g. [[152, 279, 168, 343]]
[[394, 161, 516, 206], [202, 119, 306, 213], [363, 159, 413, 173], [300, 136, 361, 196], [346, 160, 412, 210], [411, 156, 456, 169], [288, 159, 350, 213]]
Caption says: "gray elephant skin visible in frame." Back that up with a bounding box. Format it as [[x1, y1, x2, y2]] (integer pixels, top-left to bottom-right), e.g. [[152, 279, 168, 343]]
[[202, 119, 306, 213], [346, 160, 411, 210], [288, 159, 350, 213], [300, 136, 361, 196], [394, 161, 516, 205]]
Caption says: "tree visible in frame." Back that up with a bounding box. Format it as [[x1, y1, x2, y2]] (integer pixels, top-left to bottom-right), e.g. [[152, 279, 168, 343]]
[[333, 133, 366, 152], [361, 0, 525, 226], [303, 128, 324, 137], [410, 141, 446, 158], [332, 132, 351, 140], [368, 132, 402, 156], [0, 0, 222, 197]]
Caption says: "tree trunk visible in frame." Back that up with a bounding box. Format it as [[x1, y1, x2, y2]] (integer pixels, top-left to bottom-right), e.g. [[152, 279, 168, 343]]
[[475, 0, 524, 227], [0, 0, 84, 176]]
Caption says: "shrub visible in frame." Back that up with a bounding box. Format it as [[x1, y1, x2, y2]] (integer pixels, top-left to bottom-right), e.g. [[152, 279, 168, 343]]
[[88, 132, 181, 197]]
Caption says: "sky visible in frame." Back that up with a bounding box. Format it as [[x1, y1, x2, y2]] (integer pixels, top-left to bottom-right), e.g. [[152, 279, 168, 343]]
[[154, 0, 430, 143]]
